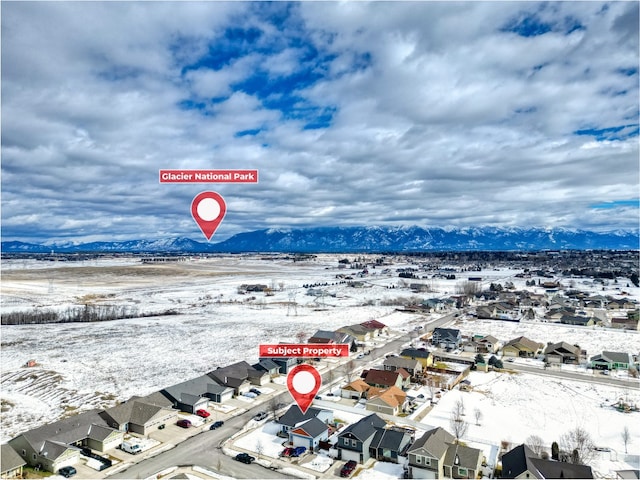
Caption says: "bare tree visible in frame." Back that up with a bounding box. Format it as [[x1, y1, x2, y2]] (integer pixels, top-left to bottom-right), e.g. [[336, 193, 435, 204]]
[[560, 427, 595, 465], [474, 407, 483, 426], [296, 331, 307, 343], [343, 359, 357, 383], [622, 426, 631, 454], [450, 399, 468, 442], [526, 435, 546, 457], [456, 280, 480, 298], [255, 440, 264, 458], [268, 398, 281, 420]]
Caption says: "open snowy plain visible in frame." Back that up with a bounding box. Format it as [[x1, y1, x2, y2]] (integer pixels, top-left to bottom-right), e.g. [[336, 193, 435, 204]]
[[1, 253, 639, 478]]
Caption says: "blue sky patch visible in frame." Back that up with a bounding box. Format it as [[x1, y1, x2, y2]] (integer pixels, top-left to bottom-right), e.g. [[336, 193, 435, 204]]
[[574, 124, 639, 141], [590, 199, 639, 209]]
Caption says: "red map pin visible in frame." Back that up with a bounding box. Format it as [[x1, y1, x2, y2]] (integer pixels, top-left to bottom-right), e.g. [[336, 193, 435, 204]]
[[191, 191, 226, 241], [287, 364, 322, 414]]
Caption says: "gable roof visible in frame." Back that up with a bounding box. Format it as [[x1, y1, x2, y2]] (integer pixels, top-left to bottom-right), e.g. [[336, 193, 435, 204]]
[[590, 351, 631, 364], [384, 356, 421, 370], [407, 427, 455, 459], [278, 406, 330, 428], [433, 328, 461, 341], [102, 400, 173, 427], [340, 414, 387, 442], [343, 379, 371, 393], [1, 444, 26, 473], [161, 374, 225, 404], [504, 336, 543, 352], [254, 359, 279, 372], [400, 348, 431, 359], [529, 457, 594, 479], [370, 427, 411, 451], [364, 369, 401, 387], [367, 386, 406, 408], [501, 444, 540, 479], [360, 319, 387, 330], [443, 443, 483, 470], [544, 341, 581, 356], [290, 418, 329, 439]]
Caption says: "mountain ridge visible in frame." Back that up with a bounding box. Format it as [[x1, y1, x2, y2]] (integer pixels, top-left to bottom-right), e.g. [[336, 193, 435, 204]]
[[2, 226, 639, 253]]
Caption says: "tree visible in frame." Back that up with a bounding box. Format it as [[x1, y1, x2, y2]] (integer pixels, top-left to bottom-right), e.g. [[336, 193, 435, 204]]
[[474, 407, 483, 426], [525, 435, 545, 457], [551, 441, 559, 461], [343, 359, 357, 383], [295, 331, 307, 343], [560, 427, 595, 465], [551, 441, 560, 460], [622, 426, 631, 454], [255, 440, 264, 458], [450, 400, 468, 442], [474, 353, 486, 365]]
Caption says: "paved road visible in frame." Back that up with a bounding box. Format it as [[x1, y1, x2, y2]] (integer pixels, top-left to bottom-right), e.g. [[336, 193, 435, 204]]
[[509, 363, 640, 390]]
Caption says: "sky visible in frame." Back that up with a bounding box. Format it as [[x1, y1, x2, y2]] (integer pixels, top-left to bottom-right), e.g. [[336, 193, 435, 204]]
[[2, 1, 639, 244]]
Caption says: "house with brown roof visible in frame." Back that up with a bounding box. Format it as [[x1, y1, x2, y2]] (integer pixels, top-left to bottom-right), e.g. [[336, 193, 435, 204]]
[[360, 320, 389, 336], [502, 336, 544, 358], [363, 369, 408, 389], [341, 379, 371, 400], [544, 342, 585, 365], [365, 386, 408, 416]]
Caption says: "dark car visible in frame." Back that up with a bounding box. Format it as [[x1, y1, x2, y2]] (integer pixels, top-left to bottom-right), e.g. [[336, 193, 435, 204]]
[[210, 420, 224, 430], [58, 466, 77, 478], [235, 453, 255, 464], [340, 460, 357, 477], [177, 419, 192, 428], [249, 388, 262, 395], [291, 446, 307, 457]]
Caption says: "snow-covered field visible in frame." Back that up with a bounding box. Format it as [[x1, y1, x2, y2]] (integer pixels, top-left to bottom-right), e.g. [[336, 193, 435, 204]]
[[1, 252, 639, 468]]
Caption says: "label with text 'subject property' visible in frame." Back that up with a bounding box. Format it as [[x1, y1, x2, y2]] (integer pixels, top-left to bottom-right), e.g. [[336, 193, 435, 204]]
[[159, 169, 258, 183], [259, 344, 350, 358]]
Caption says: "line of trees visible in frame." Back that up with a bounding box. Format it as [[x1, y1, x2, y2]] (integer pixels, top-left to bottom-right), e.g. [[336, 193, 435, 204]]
[[1, 305, 178, 325]]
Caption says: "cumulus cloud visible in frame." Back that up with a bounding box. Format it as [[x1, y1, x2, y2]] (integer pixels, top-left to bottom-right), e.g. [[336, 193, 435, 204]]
[[1, 1, 638, 243]]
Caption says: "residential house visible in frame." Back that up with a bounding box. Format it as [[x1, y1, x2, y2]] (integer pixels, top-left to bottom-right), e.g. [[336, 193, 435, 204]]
[[590, 351, 632, 371], [611, 315, 640, 331], [476, 305, 497, 320], [337, 325, 372, 343], [365, 386, 407, 416], [369, 426, 414, 463], [363, 369, 409, 389], [400, 348, 433, 368], [431, 328, 462, 349], [502, 444, 594, 479], [100, 397, 177, 435], [407, 427, 483, 479], [1, 444, 26, 479], [308, 330, 356, 349], [208, 361, 269, 395], [277, 406, 333, 436], [360, 320, 389, 337], [8, 410, 122, 473], [383, 356, 423, 376], [253, 359, 280, 378], [544, 342, 584, 365], [337, 414, 387, 463], [502, 336, 544, 358], [341, 379, 371, 400], [288, 417, 330, 451], [560, 314, 594, 327], [159, 374, 234, 410], [464, 335, 500, 354], [259, 354, 299, 374]]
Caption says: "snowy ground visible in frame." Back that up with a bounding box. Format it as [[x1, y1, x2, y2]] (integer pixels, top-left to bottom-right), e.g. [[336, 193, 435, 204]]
[[1, 253, 639, 462]]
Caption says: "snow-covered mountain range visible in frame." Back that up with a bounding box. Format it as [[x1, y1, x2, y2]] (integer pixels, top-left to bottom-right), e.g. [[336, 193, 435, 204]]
[[2, 226, 639, 253]]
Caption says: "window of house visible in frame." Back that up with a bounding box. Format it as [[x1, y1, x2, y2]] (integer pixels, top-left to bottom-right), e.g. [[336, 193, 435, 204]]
[[424, 458, 431, 465], [32, 453, 37, 460], [352, 439, 357, 447], [21, 449, 26, 457], [416, 457, 421, 464], [458, 467, 467, 476]]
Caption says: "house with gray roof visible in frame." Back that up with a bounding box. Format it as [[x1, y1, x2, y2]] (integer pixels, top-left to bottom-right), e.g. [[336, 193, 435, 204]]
[[369, 427, 413, 463], [337, 414, 387, 463], [1, 443, 27, 479], [431, 328, 462, 349], [253, 359, 280, 378], [407, 426, 482, 479], [101, 398, 175, 436], [160, 374, 233, 410], [277, 406, 333, 435], [590, 351, 632, 371], [8, 409, 122, 473], [288, 417, 330, 450], [544, 341, 585, 365], [383, 356, 422, 376], [502, 444, 594, 479], [208, 361, 268, 395]]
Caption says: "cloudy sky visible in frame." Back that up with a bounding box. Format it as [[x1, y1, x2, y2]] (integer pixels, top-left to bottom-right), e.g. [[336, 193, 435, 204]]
[[2, 1, 638, 244]]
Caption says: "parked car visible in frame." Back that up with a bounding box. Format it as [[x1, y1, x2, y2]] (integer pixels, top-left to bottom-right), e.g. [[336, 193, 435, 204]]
[[357, 354, 364, 359], [210, 421, 224, 430], [249, 388, 262, 395], [177, 419, 192, 428], [291, 446, 307, 457], [196, 409, 210, 418], [253, 411, 268, 421], [279, 447, 295, 457], [340, 460, 357, 477], [243, 392, 258, 398], [58, 466, 77, 478], [235, 453, 255, 464]]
